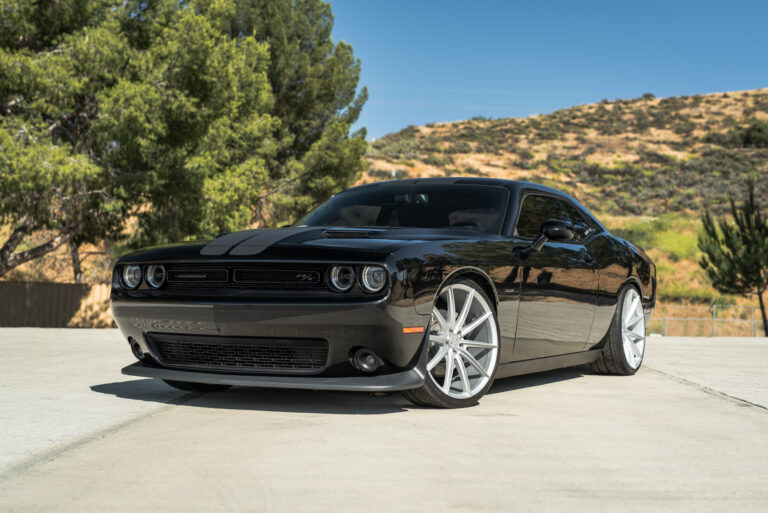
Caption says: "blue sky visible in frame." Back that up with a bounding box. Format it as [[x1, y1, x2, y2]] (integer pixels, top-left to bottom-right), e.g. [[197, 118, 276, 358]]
[[330, 0, 768, 139]]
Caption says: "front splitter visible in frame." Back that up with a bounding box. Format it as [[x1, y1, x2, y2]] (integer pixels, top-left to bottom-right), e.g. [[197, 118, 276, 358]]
[[122, 350, 427, 393]]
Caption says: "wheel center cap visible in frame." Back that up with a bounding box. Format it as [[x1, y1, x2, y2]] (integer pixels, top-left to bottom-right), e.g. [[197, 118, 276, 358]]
[[448, 332, 460, 347]]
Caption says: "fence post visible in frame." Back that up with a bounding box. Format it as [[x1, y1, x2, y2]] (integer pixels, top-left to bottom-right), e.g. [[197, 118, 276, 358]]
[[712, 305, 717, 337], [663, 318, 668, 337], [752, 308, 755, 337]]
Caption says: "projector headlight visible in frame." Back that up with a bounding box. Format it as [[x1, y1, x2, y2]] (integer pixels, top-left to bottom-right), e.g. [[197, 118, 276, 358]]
[[145, 264, 166, 288], [360, 265, 387, 293], [329, 265, 355, 292], [122, 265, 142, 289]]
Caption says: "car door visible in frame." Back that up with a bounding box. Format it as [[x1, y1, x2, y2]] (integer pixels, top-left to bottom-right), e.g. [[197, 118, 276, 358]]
[[510, 193, 599, 361]]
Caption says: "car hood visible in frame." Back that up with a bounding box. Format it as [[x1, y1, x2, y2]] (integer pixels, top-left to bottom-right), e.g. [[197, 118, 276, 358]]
[[118, 227, 485, 263]]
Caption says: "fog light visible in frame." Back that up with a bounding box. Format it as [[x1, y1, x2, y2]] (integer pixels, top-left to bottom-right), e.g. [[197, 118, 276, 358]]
[[353, 349, 382, 373], [130, 339, 144, 360]]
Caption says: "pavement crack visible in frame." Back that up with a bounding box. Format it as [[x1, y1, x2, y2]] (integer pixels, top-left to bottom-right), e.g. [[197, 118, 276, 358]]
[[644, 366, 768, 414], [0, 391, 202, 482]]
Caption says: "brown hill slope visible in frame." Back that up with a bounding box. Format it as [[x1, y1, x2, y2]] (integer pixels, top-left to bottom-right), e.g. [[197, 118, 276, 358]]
[[364, 88, 768, 215]]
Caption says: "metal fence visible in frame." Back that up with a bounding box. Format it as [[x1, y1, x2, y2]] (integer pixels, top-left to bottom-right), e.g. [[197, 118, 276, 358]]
[[649, 304, 766, 337], [0, 281, 113, 328]]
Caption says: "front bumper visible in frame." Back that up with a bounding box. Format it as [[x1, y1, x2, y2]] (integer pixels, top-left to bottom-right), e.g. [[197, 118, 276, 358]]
[[111, 298, 430, 390], [122, 345, 427, 391]]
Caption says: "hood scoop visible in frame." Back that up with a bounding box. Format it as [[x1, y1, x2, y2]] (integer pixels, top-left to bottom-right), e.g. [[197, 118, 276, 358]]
[[323, 229, 376, 239]]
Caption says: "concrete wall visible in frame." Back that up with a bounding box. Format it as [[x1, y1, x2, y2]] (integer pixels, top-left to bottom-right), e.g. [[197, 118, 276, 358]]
[[0, 282, 114, 328]]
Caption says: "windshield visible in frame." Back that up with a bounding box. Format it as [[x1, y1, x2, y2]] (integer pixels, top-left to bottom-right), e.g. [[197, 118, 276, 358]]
[[297, 184, 510, 234]]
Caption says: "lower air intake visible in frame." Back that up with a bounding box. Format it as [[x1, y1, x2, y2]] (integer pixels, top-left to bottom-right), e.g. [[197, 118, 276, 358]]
[[147, 333, 328, 374]]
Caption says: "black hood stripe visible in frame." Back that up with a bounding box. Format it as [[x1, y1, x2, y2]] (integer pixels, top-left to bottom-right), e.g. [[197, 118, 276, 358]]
[[226, 227, 316, 256], [199, 230, 261, 256]]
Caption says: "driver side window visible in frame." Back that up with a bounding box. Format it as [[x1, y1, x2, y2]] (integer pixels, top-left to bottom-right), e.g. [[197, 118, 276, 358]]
[[515, 195, 567, 238], [515, 193, 594, 241], [559, 202, 594, 241]]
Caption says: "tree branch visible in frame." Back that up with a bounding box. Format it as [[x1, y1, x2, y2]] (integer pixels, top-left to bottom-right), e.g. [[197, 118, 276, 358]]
[[0, 231, 72, 278], [46, 112, 89, 135], [0, 217, 34, 264]]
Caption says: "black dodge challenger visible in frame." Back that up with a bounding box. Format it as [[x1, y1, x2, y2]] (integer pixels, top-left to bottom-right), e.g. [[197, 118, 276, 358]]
[[112, 178, 655, 408]]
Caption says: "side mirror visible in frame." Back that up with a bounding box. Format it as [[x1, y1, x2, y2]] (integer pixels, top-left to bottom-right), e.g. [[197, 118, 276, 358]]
[[541, 219, 575, 241], [524, 219, 574, 254]]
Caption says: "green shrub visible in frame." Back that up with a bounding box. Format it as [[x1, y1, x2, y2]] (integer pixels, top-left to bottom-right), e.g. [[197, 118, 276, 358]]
[[742, 120, 768, 147], [422, 154, 453, 167]]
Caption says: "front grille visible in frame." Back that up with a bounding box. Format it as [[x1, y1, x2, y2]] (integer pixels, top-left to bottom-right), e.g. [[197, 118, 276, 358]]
[[147, 333, 328, 374], [168, 268, 228, 283], [234, 269, 321, 285], [164, 263, 329, 291]]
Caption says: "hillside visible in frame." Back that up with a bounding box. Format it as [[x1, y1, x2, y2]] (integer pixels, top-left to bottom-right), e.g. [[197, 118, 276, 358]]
[[362, 88, 768, 303]]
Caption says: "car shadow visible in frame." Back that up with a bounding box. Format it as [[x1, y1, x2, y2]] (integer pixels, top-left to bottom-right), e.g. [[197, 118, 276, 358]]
[[91, 365, 589, 414], [488, 366, 588, 394], [91, 379, 412, 415]]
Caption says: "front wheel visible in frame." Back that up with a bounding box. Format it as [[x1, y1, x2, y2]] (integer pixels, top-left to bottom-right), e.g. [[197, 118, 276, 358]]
[[402, 279, 500, 408], [591, 285, 646, 375]]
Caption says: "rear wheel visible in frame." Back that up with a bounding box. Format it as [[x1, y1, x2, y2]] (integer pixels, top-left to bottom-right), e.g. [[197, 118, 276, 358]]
[[402, 279, 500, 408], [163, 380, 232, 392], [591, 285, 646, 375]]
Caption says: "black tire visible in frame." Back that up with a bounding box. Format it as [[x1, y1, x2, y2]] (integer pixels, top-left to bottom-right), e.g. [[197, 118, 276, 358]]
[[590, 284, 645, 375], [402, 278, 500, 408], [163, 380, 232, 392]]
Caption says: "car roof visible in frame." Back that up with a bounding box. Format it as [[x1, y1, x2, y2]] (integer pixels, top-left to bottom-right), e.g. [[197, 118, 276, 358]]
[[349, 176, 565, 196]]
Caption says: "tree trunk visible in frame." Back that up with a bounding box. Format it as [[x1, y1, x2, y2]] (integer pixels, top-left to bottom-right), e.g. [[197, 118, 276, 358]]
[[758, 290, 768, 337], [70, 241, 83, 283]]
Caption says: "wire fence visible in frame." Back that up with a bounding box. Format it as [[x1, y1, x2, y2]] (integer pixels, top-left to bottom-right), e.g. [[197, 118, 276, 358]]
[[649, 304, 766, 337]]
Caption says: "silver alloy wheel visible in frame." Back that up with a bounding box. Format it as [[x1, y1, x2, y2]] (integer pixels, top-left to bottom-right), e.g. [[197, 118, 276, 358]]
[[427, 283, 499, 399], [622, 288, 646, 369]]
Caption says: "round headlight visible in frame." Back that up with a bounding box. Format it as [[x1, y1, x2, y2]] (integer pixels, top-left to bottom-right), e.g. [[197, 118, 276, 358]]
[[145, 264, 166, 288], [122, 265, 142, 289], [329, 265, 355, 292], [360, 265, 387, 293]]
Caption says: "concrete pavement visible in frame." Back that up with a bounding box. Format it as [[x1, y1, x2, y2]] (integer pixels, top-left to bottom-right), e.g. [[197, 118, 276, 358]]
[[1, 329, 767, 512]]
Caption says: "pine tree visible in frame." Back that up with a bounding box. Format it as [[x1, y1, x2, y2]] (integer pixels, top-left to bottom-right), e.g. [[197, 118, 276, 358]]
[[698, 181, 768, 335], [0, 0, 367, 277]]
